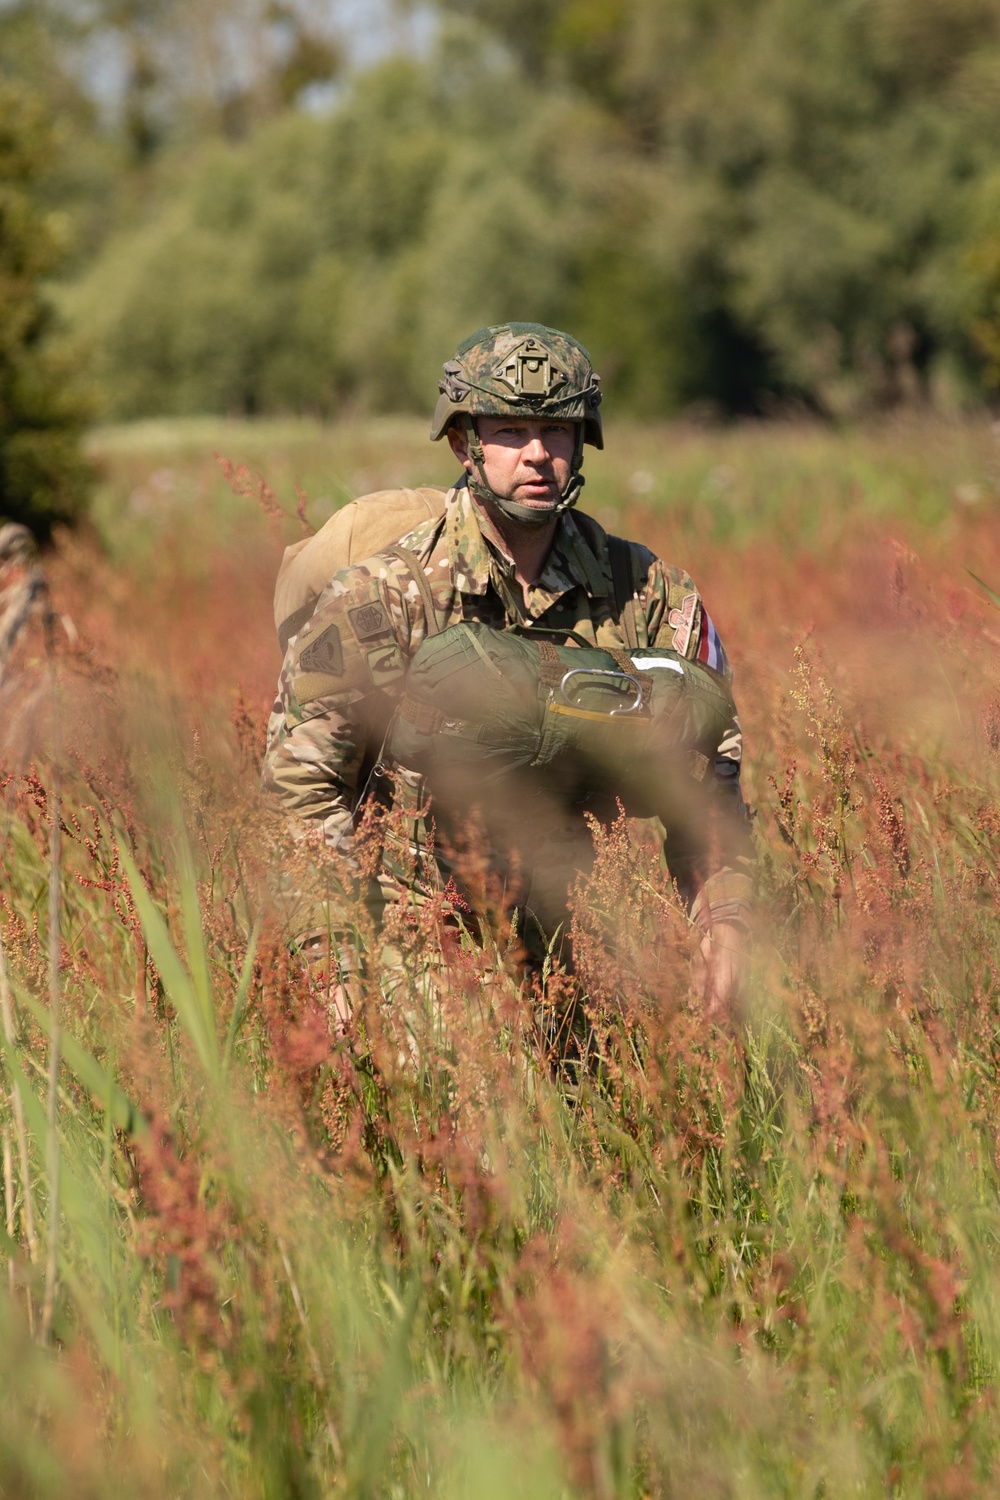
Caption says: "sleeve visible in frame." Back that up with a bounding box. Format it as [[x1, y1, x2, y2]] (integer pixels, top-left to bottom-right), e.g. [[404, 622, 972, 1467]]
[[260, 563, 412, 959], [640, 557, 756, 929]]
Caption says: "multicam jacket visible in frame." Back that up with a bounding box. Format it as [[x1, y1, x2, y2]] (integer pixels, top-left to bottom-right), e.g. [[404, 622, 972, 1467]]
[[263, 479, 754, 950]]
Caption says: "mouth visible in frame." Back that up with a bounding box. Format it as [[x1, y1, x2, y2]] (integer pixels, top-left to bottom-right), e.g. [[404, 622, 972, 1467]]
[[517, 480, 559, 503]]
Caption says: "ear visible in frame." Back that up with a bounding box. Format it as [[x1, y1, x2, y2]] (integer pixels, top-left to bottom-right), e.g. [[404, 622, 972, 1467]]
[[447, 423, 473, 471]]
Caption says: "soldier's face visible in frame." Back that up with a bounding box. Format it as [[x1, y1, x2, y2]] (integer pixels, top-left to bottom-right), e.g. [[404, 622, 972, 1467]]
[[449, 418, 577, 510]]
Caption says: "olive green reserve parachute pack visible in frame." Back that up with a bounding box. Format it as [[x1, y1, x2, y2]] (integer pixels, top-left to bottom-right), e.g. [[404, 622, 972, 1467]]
[[273, 486, 447, 651], [273, 482, 735, 828], [389, 620, 735, 825]]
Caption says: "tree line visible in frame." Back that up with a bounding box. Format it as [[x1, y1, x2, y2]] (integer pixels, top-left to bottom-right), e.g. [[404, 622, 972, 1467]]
[[6, 0, 1000, 527]]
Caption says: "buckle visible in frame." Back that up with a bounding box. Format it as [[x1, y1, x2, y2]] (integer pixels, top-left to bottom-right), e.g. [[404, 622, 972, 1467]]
[[556, 667, 645, 717]]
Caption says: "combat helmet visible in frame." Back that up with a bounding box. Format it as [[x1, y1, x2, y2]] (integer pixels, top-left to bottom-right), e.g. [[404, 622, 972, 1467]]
[[430, 322, 603, 524]]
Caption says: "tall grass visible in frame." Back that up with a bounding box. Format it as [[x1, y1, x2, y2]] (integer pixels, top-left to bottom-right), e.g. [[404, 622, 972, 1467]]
[[1, 414, 1000, 1495]]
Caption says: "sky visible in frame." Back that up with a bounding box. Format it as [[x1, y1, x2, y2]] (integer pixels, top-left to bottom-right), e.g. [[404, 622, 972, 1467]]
[[64, 0, 436, 122]]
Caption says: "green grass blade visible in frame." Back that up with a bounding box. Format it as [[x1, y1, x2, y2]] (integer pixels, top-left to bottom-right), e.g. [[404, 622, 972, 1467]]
[[351, 1275, 421, 1499], [968, 569, 1000, 609], [118, 840, 220, 1080], [175, 822, 218, 1068], [12, 984, 147, 1143], [0, 1033, 118, 1317], [223, 914, 261, 1073]]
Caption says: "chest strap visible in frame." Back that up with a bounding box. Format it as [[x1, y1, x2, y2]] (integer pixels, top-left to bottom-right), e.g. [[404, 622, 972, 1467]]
[[387, 544, 442, 637]]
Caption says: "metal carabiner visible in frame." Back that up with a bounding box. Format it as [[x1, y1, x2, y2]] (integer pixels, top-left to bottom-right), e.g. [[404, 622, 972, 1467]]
[[557, 667, 646, 717]]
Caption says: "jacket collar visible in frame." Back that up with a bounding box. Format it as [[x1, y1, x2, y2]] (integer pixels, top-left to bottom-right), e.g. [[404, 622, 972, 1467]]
[[444, 478, 613, 608]]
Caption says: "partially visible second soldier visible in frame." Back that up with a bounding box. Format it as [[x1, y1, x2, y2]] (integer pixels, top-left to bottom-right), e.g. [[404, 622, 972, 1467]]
[[263, 323, 754, 1021]]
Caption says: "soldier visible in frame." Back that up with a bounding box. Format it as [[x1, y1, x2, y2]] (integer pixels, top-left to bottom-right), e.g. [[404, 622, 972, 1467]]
[[262, 323, 754, 1025]]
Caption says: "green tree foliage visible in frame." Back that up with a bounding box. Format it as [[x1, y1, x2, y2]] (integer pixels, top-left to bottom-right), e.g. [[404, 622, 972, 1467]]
[[439, 0, 1000, 412], [39, 0, 343, 154], [0, 78, 92, 535], [963, 167, 1000, 390], [62, 2, 1000, 419], [68, 48, 608, 417]]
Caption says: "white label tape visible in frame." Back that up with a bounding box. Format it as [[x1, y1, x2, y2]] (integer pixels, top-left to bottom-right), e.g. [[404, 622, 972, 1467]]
[[631, 657, 683, 674]]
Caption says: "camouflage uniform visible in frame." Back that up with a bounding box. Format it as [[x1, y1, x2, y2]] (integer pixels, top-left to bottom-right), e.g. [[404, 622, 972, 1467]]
[[262, 478, 754, 970]]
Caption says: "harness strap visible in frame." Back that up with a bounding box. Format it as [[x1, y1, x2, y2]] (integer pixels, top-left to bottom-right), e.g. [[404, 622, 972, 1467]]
[[606, 645, 652, 709], [514, 622, 593, 649], [398, 694, 444, 735], [397, 693, 526, 750], [608, 535, 640, 650], [387, 544, 442, 637], [535, 639, 565, 690], [537, 636, 651, 711], [463, 626, 505, 678]]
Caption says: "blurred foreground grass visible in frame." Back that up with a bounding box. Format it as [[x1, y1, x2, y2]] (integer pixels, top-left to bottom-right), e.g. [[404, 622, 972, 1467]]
[[1, 413, 1000, 1496]]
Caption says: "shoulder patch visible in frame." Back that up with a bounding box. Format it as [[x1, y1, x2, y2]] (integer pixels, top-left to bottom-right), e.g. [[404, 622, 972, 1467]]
[[365, 641, 405, 687], [668, 592, 698, 656], [349, 601, 392, 641], [298, 622, 344, 676]]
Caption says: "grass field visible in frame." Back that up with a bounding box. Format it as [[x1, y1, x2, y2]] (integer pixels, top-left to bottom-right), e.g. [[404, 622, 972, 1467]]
[[2, 412, 1000, 1497]]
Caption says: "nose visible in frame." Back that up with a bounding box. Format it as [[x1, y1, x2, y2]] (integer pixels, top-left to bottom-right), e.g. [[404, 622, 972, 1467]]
[[522, 433, 549, 463]]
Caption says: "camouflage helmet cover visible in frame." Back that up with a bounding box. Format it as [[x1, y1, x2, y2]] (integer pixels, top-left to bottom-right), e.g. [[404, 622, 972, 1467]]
[[430, 322, 603, 449]]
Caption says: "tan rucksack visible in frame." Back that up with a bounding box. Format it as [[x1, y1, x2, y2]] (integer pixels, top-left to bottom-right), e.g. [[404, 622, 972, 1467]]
[[273, 485, 448, 652]]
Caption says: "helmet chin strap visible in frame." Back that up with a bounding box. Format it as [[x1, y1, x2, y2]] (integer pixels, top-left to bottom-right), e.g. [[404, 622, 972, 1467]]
[[463, 416, 585, 527]]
